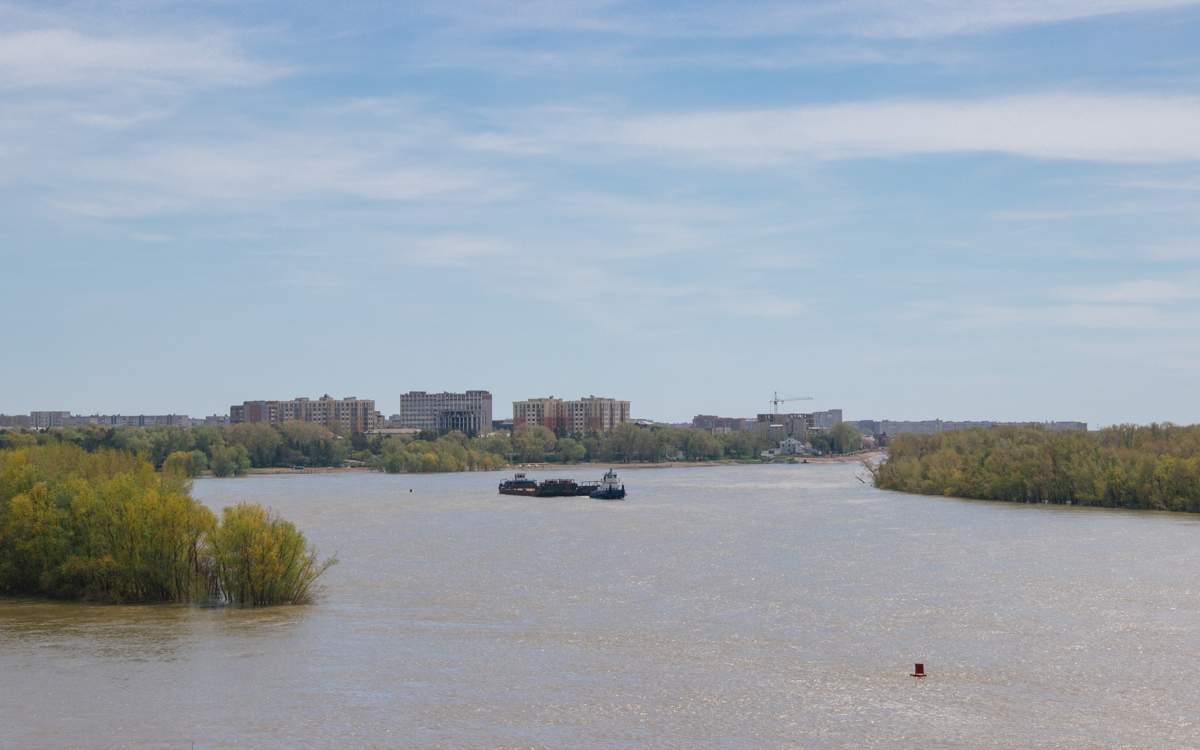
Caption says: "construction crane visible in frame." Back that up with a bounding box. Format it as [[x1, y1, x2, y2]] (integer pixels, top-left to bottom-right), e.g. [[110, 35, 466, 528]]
[[772, 391, 814, 415]]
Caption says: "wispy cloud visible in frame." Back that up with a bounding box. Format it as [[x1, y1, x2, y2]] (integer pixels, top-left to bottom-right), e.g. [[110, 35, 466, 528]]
[[1055, 279, 1200, 303], [1143, 243, 1200, 260], [1109, 176, 1200, 191], [424, 0, 1200, 40], [400, 234, 511, 267], [49, 137, 517, 218], [959, 302, 1181, 330], [548, 94, 1200, 165], [935, 274, 1200, 331], [0, 29, 286, 89], [840, 0, 1200, 39]]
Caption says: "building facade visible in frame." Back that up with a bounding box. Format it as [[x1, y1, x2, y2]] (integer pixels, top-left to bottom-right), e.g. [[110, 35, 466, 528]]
[[398, 391, 493, 437], [753, 409, 843, 440], [30, 411, 71, 429], [692, 415, 749, 433], [512, 396, 631, 435], [230, 395, 379, 433], [75, 414, 192, 428], [808, 409, 843, 430]]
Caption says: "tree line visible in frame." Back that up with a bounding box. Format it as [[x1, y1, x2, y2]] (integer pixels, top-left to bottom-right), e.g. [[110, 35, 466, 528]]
[[0, 419, 867, 478], [0, 422, 349, 477], [0, 443, 333, 604], [871, 424, 1200, 512]]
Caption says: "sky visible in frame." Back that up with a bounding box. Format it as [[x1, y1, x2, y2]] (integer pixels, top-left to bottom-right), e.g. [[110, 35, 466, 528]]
[[2, 0, 1200, 426]]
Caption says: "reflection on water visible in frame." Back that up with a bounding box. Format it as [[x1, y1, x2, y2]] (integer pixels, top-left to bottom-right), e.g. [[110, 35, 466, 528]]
[[3, 464, 1200, 749], [0, 598, 307, 663]]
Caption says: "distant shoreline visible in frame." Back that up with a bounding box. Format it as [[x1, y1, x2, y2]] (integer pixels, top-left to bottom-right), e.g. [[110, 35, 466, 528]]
[[212, 451, 884, 478]]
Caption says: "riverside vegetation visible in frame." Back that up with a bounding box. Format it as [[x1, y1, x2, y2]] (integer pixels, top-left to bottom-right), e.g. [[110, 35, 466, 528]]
[[0, 421, 864, 476], [0, 444, 334, 604], [872, 424, 1200, 512]]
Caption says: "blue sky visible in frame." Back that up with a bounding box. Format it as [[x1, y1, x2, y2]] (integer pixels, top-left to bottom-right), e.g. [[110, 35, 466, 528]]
[[3, 0, 1200, 425]]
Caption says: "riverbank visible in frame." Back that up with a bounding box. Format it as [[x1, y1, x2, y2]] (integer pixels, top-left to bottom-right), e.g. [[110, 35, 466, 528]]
[[211, 451, 885, 477], [515, 451, 882, 470]]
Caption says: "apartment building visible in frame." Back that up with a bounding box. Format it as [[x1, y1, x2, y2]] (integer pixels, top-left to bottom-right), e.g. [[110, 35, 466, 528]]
[[754, 409, 843, 440], [230, 394, 379, 433], [76, 414, 192, 428], [692, 415, 749, 433], [512, 395, 631, 435], [398, 390, 493, 437], [30, 411, 71, 429]]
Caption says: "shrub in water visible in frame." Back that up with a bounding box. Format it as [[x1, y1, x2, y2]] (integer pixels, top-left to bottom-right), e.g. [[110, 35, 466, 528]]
[[207, 503, 335, 606]]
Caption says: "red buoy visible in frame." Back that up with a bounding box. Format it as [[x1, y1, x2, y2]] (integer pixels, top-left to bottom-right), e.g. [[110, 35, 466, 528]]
[[910, 663, 926, 678]]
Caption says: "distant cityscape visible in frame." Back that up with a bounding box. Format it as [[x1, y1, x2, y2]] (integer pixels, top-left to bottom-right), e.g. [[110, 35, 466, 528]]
[[1, 390, 1088, 452]]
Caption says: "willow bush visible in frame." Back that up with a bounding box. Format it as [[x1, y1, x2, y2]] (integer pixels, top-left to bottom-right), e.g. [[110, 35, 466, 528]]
[[0, 444, 333, 604], [208, 504, 335, 605]]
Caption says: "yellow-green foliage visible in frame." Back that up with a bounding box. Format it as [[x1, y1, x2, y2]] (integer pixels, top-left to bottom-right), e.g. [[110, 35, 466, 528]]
[[0, 444, 332, 604], [873, 424, 1200, 512], [372, 433, 508, 473], [0, 444, 214, 601], [208, 504, 335, 606]]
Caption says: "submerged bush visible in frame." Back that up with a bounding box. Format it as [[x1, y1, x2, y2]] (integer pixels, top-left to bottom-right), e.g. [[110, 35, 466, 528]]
[[208, 503, 335, 606], [0, 444, 333, 605]]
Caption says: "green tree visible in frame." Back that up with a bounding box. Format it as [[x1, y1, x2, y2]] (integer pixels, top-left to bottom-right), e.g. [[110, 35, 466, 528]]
[[209, 444, 251, 477], [227, 423, 283, 467], [557, 437, 586, 463], [513, 425, 557, 462]]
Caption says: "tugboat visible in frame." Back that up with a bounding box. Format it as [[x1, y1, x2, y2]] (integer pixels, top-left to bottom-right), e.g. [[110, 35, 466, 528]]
[[498, 472, 538, 496], [589, 469, 626, 500]]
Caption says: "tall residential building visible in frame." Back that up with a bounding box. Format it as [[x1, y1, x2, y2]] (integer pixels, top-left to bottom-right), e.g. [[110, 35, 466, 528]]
[[30, 411, 71, 429], [398, 391, 493, 437], [692, 415, 749, 433], [753, 409, 843, 440], [229, 394, 379, 433], [74, 414, 193, 428], [512, 395, 631, 435], [809, 409, 843, 430]]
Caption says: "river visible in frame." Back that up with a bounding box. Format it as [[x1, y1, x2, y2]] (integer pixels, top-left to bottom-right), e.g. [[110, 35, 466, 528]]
[[2, 464, 1199, 748]]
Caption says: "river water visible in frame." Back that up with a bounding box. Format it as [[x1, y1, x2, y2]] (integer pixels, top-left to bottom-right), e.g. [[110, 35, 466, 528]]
[[3, 464, 1200, 749]]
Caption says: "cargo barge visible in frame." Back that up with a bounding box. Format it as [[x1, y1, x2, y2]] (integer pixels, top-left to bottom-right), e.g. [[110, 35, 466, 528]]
[[498, 471, 627, 500], [498, 473, 579, 497]]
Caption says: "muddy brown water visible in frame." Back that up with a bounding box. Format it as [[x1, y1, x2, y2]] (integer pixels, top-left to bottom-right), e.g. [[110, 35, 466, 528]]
[[3, 464, 1199, 748]]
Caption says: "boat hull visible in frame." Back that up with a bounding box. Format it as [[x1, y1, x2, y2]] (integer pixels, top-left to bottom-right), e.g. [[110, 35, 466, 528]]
[[498, 486, 538, 496]]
